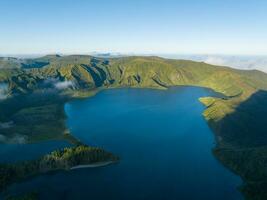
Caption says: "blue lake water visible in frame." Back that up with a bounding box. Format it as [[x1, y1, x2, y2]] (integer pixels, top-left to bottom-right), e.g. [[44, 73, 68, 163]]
[[0, 141, 70, 163], [2, 87, 242, 200]]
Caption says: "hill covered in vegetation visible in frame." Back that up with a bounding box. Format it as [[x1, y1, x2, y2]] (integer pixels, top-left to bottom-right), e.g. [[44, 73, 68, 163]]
[[1, 55, 267, 199]]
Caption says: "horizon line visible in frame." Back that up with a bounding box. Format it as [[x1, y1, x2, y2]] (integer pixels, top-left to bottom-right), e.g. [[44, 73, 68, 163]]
[[1, 52, 267, 58]]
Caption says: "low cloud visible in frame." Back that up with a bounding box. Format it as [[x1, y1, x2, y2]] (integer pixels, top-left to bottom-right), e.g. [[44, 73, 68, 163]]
[[0, 83, 8, 100], [202, 55, 267, 73], [43, 78, 75, 90], [0, 121, 14, 129], [160, 54, 267, 73], [204, 56, 227, 66], [10, 135, 27, 144], [54, 80, 74, 90], [0, 134, 27, 144], [0, 134, 7, 143]]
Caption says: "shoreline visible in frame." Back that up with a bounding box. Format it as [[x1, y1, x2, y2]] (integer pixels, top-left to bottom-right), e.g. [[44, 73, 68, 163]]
[[70, 161, 115, 170]]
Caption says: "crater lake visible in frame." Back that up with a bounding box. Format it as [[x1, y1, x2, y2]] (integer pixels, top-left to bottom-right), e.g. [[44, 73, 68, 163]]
[[3, 86, 243, 200]]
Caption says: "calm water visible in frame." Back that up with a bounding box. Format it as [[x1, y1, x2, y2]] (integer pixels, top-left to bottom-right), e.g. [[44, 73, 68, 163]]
[[3, 87, 242, 200], [0, 141, 70, 163]]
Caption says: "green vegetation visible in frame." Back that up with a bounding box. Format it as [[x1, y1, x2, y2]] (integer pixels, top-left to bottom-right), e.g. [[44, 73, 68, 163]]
[[204, 90, 267, 200], [0, 92, 79, 144], [0, 145, 118, 191], [1, 55, 267, 199]]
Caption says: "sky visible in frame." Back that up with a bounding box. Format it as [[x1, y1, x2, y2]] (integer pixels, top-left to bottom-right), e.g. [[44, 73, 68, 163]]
[[1, 0, 267, 55]]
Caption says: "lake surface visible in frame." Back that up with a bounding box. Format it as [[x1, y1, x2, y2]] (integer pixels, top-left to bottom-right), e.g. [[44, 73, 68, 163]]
[[0, 141, 70, 163], [3, 87, 242, 200]]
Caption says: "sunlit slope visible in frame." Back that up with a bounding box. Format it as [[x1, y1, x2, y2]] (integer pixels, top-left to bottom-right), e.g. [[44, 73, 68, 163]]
[[2, 55, 267, 96], [109, 56, 267, 96]]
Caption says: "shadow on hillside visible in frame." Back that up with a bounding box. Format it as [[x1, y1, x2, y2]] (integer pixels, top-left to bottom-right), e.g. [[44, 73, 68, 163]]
[[0, 92, 68, 121], [81, 64, 106, 87], [213, 90, 267, 200], [216, 90, 267, 148], [0, 92, 70, 143]]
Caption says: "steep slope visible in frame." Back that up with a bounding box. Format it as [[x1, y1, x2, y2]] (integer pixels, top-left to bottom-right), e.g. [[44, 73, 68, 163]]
[[2, 55, 266, 97]]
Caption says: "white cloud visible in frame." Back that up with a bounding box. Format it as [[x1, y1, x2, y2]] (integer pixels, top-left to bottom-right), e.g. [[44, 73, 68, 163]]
[[43, 78, 75, 90], [0, 133, 26, 144], [54, 80, 74, 90], [0, 121, 14, 129], [203, 56, 227, 66], [202, 55, 267, 73], [0, 83, 8, 100], [9, 134, 27, 144], [161, 54, 267, 73], [0, 134, 7, 142]]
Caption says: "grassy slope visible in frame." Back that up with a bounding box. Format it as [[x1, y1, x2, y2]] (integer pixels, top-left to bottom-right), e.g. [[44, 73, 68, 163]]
[[1, 55, 267, 199]]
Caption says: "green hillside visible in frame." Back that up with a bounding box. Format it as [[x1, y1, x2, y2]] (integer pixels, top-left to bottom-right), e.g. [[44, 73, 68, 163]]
[[1, 55, 267, 199]]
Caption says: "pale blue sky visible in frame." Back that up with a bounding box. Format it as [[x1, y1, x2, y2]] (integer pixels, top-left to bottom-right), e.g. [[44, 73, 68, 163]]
[[1, 0, 267, 55]]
